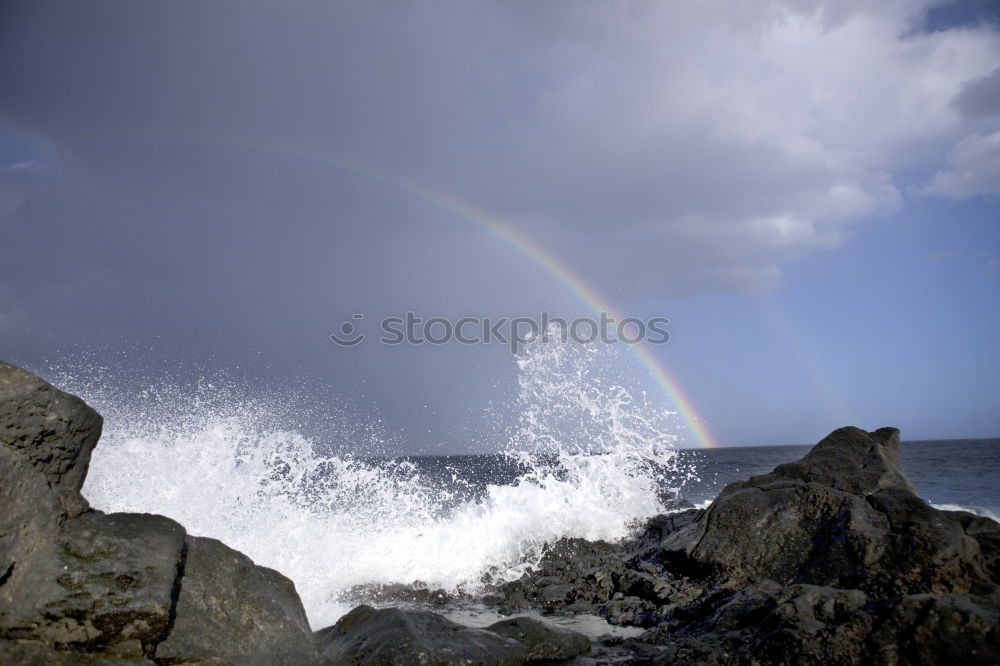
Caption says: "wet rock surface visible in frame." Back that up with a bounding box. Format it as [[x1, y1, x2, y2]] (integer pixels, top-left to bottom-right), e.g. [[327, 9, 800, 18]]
[[0, 361, 102, 517], [485, 616, 590, 662], [484, 426, 1000, 664], [1, 511, 186, 650], [315, 605, 528, 665], [155, 535, 325, 665]]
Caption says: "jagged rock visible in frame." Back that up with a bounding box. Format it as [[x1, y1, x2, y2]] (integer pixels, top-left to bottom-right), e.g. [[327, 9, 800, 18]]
[[0, 511, 185, 652], [772, 427, 913, 495], [485, 616, 590, 662], [0, 361, 102, 517], [487, 537, 627, 615], [315, 605, 527, 665], [599, 595, 659, 627], [638, 582, 874, 665], [154, 535, 325, 666], [639, 584, 1000, 666], [487, 426, 1000, 664], [665, 427, 1000, 595]]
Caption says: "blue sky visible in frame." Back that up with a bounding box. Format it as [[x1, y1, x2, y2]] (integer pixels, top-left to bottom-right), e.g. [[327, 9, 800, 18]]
[[1, 1, 998, 449], [663, 194, 999, 445]]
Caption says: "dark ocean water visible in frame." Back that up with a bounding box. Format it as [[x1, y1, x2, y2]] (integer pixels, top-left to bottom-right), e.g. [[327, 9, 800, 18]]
[[402, 438, 1000, 522]]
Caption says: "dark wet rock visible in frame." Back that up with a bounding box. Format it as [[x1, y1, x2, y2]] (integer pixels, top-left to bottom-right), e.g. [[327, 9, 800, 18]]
[[0, 511, 185, 651], [486, 537, 628, 615], [636, 584, 1000, 666], [772, 426, 914, 495], [599, 596, 659, 627], [486, 426, 1000, 664], [639, 582, 874, 665], [1, 509, 325, 664], [154, 535, 324, 665], [486, 616, 590, 662], [868, 593, 1000, 665], [315, 605, 527, 665], [665, 426, 1000, 596], [0, 361, 102, 517]]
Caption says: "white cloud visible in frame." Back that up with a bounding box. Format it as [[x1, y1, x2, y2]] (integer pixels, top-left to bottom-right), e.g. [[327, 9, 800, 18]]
[[2, 160, 44, 173], [494, 1, 997, 290]]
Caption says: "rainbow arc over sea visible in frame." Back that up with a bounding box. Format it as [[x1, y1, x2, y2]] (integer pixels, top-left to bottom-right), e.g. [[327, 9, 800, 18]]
[[107, 132, 718, 448], [397, 185, 718, 450]]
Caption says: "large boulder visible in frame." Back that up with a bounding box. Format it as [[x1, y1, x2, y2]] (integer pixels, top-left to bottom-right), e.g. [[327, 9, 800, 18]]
[[768, 427, 913, 496], [664, 426, 1000, 595], [0, 361, 102, 517], [0, 511, 186, 652], [154, 535, 325, 665], [315, 605, 527, 666]]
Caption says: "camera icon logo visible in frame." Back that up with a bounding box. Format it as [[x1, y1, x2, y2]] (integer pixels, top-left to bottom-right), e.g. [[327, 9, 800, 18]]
[[329, 314, 366, 347]]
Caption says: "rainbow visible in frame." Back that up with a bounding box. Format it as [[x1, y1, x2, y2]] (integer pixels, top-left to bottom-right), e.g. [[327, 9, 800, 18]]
[[393, 184, 718, 450], [103, 132, 717, 448]]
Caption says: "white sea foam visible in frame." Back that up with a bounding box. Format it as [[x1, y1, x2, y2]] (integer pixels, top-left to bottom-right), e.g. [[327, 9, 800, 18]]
[[55, 334, 695, 628], [930, 503, 1000, 523]]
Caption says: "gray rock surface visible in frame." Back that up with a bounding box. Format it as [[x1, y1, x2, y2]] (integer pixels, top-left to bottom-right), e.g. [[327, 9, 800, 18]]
[[315, 605, 527, 666], [0, 445, 64, 613], [486, 616, 590, 662], [0, 361, 102, 517], [673, 426, 997, 595], [155, 535, 324, 665], [0, 511, 185, 651]]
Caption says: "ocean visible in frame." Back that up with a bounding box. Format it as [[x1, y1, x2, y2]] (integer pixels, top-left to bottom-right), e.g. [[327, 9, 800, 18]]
[[336, 439, 1000, 519], [44, 339, 1000, 630]]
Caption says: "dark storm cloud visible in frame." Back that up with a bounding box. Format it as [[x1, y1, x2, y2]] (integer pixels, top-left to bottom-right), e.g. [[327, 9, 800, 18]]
[[1, 0, 998, 446]]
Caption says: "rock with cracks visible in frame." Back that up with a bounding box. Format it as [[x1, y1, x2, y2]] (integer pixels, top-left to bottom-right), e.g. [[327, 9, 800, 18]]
[[0, 362, 325, 665]]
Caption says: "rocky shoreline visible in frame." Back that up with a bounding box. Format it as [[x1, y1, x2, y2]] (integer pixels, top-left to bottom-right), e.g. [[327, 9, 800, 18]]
[[1, 361, 998, 664]]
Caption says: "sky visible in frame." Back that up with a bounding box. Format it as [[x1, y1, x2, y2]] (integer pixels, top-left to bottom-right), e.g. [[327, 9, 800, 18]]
[[1, 0, 998, 451]]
